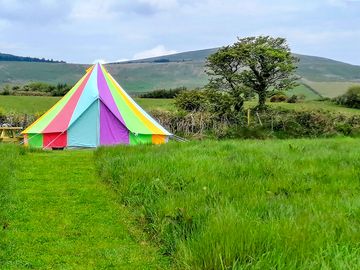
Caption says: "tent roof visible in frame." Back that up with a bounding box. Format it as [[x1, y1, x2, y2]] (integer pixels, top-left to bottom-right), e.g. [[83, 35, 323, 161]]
[[23, 63, 171, 136]]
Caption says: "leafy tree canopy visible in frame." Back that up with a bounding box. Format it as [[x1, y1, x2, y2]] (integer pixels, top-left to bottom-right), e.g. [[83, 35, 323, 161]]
[[206, 36, 299, 110]]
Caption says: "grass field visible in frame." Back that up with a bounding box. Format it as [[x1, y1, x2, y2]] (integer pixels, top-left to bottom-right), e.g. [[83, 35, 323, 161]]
[[0, 147, 169, 269], [2, 138, 360, 268], [0, 96, 175, 114], [0, 95, 61, 114], [303, 80, 358, 98], [2, 95, 360, 117], [286, 84, 321, 100], [96, 138, 360, 269]]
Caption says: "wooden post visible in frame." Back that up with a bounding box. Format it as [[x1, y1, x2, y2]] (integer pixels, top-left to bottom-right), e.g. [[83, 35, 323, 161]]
[[247, 109, 251, 126]]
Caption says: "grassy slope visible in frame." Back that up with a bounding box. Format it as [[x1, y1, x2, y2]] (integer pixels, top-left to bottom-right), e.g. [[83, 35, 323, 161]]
[[96, 138, 360, 269], [1, 50, 360, 97], [303, 80, 359, 98], [0, 96, 61, 114], [0, 62, 87, 85], [0, 148, 168, 269], [287, 84, 321, 100]]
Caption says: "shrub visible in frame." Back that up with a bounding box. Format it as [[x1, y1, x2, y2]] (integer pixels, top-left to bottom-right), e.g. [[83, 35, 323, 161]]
[[334, 85, 360, 109], [270, 94, 287, 102], [1, 82, 71, 96], [0, 85, 11, 96], [150, 107, 360, 139], [140, 87, 186, 98], [1, 89, 10, 96], [174, 89, 244, 122], [174, 90, 209, 112], [287, 95, 298, 103]]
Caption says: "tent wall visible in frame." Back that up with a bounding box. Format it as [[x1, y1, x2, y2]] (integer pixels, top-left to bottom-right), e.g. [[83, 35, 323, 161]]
[[152, 134, 167, 144], [100, 101, 129, 145], [68, 100, 99, 148], [43, 132, 67, 149], [129, 133, 152, 145], [26, 133, 43, 148]]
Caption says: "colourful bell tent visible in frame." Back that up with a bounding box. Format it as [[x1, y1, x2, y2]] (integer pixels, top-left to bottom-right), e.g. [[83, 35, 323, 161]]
[[22, 63, 172, 149]]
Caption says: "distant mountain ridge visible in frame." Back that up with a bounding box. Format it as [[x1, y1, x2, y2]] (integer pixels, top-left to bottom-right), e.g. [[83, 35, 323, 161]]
[[1, 48, 360, 98], [0, 52, 65, 63], [118, 48, 360, 82]]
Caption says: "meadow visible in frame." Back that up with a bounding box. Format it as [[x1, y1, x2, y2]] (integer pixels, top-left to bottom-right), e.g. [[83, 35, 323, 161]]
[[0, 96, 175, 114], [95, 138, 360, 269], [0, 147, 169, 269], [2, 138, 360, 268]]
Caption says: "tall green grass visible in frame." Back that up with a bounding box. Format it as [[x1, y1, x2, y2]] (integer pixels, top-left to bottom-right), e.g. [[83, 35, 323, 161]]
[[95, 138, 360, 269], [0, 145, 19, 264]]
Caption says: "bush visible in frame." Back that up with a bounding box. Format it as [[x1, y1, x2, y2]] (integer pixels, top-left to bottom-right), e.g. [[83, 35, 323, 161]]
[[2, 82, 71, 96], [0, 85, 11, 96], [174, 89, 243, 122], [334, 85, 360, 109], [140, 87, 186, 98], [1, 89, 10, 96], [270, 94, 287, 102], [174, 90, 208, 112], [150, 107, 360, 139], [287, 95, 298, 103]]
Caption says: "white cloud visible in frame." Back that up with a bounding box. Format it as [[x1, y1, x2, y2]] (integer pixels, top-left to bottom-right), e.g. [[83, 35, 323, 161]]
[[92, 59, 107, 64], [133, 45, 177, 59], [115, 58, 130, 62]]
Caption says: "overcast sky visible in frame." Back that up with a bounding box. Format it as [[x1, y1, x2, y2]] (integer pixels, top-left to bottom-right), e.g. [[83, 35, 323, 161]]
[[0, 0, 359, 64]]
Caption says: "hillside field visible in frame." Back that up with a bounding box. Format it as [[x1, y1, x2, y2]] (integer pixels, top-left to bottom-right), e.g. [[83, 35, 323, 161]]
[[0, 96, 175, 114], [2, 138, 360, 268], [1, 95, 359, 116], [1, 49, 360, 97]]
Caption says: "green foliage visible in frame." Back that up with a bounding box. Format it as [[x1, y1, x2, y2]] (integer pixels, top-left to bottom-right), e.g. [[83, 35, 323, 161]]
[[206, 36, 299, 109], [0, 85, 10, 95], [7, 82, 71, 97], [174, 89, 243, 119], [287, 95, 299, 103], [270, 94, 287, 102], [152, 107, 360, 139], [334, 85, 360, 109], [175, 90, 207, 112], [96, 138, 360, 269], [139, 87, 187, 98]]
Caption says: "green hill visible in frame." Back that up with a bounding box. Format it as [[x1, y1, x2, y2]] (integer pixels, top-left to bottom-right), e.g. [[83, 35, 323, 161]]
[[1, 49, 360, 97]]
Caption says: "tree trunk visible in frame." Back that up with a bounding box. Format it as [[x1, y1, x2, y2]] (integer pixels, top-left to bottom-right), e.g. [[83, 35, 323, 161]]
[[257, 90, 267, 110]]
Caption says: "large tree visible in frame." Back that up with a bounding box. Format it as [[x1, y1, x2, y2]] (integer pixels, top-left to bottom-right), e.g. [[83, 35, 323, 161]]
[[206, 36, 299, 110]]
